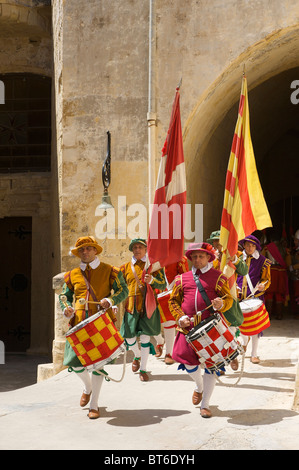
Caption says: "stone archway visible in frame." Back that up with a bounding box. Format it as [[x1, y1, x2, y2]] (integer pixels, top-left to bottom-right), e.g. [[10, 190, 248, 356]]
[[183, 25, 299, 239], [0, 2, 51, 38]]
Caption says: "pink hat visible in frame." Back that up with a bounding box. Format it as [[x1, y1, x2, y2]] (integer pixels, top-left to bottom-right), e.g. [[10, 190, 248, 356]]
[[185, 242, 217, 261]]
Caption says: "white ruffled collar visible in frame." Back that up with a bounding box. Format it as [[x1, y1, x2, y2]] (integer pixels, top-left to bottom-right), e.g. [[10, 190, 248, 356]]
[[131, 255, 147, 264], [243, 249, 260, 260], [192, 262, 213, 274], [80, 256, 100, 270]]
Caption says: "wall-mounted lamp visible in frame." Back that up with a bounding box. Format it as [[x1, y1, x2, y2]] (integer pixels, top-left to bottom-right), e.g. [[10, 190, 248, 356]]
[[98, 130, 114, 210]]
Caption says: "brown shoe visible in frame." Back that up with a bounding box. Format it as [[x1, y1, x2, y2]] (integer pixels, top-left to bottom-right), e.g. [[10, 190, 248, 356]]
[[139, 370, 149, 382], [200, 408, 212, 418], [132, 357, 140, 372], [192, 390, 203, 405], [250, 356, 260, 364], [80, 392, 91, 407], [230, 358, 239, 371], [155, 344, 164, 357], [88, 408, 100, 419], [164, 354, 175, 365]]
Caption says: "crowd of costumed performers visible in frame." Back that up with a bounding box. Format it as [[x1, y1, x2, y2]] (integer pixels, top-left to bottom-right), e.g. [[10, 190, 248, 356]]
[[59, 227, 298, 419]]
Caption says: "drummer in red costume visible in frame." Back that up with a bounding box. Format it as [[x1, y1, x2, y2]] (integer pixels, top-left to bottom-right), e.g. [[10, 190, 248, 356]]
[[59, 236, 128, 419], [263, 230, 289, 319], [236, 234, 271, 364], [154, 256, 189, 364], [286, 229, 299, 319], [169, 242, 233, 418]]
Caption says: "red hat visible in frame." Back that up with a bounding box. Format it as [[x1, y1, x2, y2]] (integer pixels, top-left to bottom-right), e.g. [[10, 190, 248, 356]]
[[185, 242, 217, 261]]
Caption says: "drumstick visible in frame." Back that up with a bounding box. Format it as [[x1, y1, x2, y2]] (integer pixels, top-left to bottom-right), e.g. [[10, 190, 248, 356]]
[[244, 281, 267, 300], [60, 294, 69, 309], [78, 298, 102, 306], [192, 294, 228, 322], [201, 294, 228, 312]]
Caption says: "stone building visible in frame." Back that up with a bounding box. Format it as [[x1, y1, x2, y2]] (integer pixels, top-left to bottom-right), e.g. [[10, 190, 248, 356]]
[[0, 1, 298, 404]]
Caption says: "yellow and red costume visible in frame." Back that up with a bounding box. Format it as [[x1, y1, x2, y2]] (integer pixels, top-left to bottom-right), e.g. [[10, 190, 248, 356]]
[[61, 259, 128, 327]]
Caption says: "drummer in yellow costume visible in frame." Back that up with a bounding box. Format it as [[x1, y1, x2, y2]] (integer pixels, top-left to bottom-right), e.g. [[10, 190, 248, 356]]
[[120, 238, 166, 382], [206, 231, 222, 270], [59, 236, 128, 419]]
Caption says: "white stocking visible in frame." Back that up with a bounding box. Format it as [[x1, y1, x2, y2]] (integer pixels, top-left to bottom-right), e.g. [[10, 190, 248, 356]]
[[201, 372, 216, 410], [126, 336, 140, 358], [72, 367, 92, 394], [154, 333, 164, 345], [163, 321, 176, 355], [251, 334, 259, 357], [241, 334, 249, 348], [140, 334, 150, 371], [89, 372, 104, 410], [184, 364, 203, 393]]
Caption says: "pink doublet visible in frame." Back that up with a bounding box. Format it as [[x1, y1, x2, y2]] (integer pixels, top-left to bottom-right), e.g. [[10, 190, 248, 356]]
[[171, 269, 228, 365]]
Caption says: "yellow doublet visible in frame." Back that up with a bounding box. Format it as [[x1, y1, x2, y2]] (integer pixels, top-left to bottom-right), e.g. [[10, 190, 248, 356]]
[[63, 262, 123, 325], [120, 260, 166, 314]]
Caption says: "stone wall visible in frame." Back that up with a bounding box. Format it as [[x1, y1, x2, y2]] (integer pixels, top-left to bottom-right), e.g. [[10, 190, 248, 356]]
[[46, 0, 299, 406], [51, 0, 299, 270], [0, 0, 53, 354]]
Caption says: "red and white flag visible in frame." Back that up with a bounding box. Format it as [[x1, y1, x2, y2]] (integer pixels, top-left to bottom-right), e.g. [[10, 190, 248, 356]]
[[144, 86, 186, 317], [147, 86, 186, 275]]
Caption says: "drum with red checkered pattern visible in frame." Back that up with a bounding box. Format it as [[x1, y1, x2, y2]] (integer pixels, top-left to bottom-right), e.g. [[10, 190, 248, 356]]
[[186, 314, 243, 371], [157, 289, 175, 322], [66, 311, 125, 370]]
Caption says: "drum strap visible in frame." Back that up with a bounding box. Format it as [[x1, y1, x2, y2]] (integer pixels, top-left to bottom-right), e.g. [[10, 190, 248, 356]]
[[193, 274, 214, 314], [81, 269, 100, 312], [245, 273, 255, 295]]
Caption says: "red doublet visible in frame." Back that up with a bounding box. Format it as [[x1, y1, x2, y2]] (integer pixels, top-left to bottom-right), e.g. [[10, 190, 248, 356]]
[[171, 268, 229, 365], [181, 269, 226, 321]]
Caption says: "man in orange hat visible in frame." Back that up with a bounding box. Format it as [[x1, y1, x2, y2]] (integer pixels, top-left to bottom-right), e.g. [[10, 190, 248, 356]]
[[169, 242, 233, 418], [59, 236, 128, 419]]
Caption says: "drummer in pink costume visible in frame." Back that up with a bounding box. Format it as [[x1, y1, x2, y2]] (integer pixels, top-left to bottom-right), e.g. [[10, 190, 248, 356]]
[[169, 242, 233, 418]]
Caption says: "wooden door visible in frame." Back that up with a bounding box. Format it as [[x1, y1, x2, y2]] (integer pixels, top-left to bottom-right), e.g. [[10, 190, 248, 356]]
[[0, 217, 32, 352]]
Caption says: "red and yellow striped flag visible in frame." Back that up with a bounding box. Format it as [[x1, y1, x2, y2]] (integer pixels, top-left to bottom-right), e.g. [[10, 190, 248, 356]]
[[219, 76, 272, 289]]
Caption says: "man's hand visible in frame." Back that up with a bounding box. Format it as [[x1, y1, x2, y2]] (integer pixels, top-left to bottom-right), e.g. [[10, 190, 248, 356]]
[[256, 281, 267, 291], [100, 298, 111, 309], [64, 306, 75, 318], [211, 297, 223, 310], [179, 317, 191, 328]]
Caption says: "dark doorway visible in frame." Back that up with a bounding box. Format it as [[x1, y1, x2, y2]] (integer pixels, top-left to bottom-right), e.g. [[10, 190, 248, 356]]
[[0, 73, 51, 173], [0, 217, 32, 352]]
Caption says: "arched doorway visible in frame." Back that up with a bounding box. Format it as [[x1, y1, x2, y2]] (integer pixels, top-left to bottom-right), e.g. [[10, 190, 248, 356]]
[[205, 66, 299, 242], [183, 26, 299, 241]]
